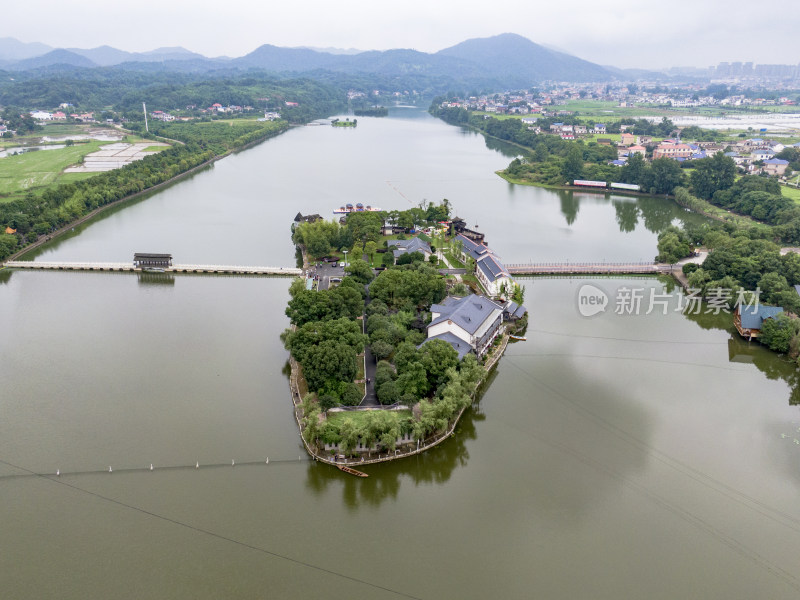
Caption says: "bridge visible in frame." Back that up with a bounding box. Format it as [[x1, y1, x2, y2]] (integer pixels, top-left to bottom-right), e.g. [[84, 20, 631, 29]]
[[505, 261, 673, 275], [3, 261, 302, 276]]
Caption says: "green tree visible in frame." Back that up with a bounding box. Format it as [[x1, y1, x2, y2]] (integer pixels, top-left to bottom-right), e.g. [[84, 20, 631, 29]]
[[690, 152, 736, 200], [344, 258, 374, 284], [656, 226, 692, 264], [371, 340, 394, 361], [644, 158, 685, 195], [302, 340, 358, 393], [364, 240, 377, 264], [759, 314, 798, 353], [562, 145, 584, 183]]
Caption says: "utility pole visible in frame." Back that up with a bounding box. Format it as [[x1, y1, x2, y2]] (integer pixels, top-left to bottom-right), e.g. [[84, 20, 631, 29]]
[[143, 102, 149, 133]]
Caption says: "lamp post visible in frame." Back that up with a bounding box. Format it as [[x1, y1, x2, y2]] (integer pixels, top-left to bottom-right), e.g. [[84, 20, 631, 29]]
[[342, 249, 349, 268]]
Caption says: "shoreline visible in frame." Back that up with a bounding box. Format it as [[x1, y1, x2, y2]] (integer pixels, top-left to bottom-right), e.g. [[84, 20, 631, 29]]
[[288, 332, 510, 468], [3, 124, 289, 264]]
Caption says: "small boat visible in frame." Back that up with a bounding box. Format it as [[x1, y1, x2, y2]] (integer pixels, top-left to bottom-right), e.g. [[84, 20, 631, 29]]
[[337, 465, 369, 478], [509, 335, 527, 341], [142, 267, 166, 273]]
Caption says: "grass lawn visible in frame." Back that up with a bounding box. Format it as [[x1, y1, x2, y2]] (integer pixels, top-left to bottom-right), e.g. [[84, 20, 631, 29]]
[[326, 408, 412, 428], [444, 251, 465, 269], [0, 140, 110, 201], [781, 184, 800, 203]]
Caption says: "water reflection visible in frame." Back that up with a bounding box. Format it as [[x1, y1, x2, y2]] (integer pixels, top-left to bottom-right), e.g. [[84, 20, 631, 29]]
[[613, 199, 639, 232], [555, 191, 708, 235], [683, 308, 800, 404], [304, 371, 494, 509], [559, 190, 580, 225], [482, 136, 522, 158], [136, 272, 175, 286]]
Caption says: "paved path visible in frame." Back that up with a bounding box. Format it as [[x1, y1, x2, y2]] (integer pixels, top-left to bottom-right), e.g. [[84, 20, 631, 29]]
[[361, 344, 379, 406], [361, 286, 380, 407]]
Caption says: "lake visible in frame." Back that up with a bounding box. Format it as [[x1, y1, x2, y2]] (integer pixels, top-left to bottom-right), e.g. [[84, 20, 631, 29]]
[[2, 108, 799, 599]]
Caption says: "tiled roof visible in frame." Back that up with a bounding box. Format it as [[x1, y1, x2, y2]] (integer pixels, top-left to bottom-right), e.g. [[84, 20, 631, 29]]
[[430, 294, 503, 335], [387, 237, 431, 258], [421, 332, 471, 360], [739, 305, 783, 330], [477, 254, 509, 282]]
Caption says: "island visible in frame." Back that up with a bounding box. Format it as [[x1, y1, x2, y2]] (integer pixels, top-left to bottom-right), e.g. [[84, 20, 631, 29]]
[[331, 118, 357, 127], [285, 202, 527, 468], [353, 106, 389, 117]]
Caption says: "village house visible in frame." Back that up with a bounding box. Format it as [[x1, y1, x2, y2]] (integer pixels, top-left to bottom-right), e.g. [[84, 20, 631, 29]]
[[652, 142, 694, 160], [619, 133, 637, 146], [592, 123, 606, 134], [30, 111, 52, 121], [424, 294, 505, 359], [762, 158, 790, 176], [627, 144, 647, 157], [751, 148, 775, 161]]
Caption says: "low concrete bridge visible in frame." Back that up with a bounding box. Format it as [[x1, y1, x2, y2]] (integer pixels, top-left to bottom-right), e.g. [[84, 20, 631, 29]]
[[3, 261, 302, 276], [506, 261, 673, 275]]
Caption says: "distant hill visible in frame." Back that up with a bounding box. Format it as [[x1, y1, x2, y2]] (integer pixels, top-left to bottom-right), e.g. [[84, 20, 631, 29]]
[[11, 49, 96, 70], [234, 45, 341, 71], [0, 37, 53, 61], [0, 34, 617, 87], [66, 45, 206, 66], [436, 33, 612, 84]]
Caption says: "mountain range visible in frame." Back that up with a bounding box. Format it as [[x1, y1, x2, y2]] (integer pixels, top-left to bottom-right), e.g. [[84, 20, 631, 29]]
[[0, 34, 626, 85]]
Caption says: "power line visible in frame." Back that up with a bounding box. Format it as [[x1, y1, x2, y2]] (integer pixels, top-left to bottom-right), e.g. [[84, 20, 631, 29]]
[[0, 458, 424, 600]]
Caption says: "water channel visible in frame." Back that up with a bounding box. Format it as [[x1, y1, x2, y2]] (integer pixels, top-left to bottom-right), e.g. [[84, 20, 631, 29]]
[[2, 108, 800, 599]]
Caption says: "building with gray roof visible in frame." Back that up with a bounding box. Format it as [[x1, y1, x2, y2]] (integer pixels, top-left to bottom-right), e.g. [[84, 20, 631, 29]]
[[734, 304, 784, 339], [425, 294, 505, 357], [387, 237, 432, 261]]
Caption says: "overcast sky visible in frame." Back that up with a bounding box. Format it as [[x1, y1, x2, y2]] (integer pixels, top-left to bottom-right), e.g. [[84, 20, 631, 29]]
[[5, 0, 798, 69]]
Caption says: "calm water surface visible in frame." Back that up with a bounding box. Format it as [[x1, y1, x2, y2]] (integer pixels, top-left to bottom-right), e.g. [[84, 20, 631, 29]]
[[2, 109, 800, 599]]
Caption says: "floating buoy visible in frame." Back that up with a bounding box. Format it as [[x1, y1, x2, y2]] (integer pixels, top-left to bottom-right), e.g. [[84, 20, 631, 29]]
[[265, 458, 269, 464], [195, 461, 199, 469], [150, 464, 154, 471], [108, 466, 113, 473], [56, 469, 60, 476], [231, 459, 235, 466]]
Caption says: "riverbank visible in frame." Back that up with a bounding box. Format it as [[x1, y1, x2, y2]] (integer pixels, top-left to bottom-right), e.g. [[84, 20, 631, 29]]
[[2, 124, 289, 263], [497, 169, 771, 230]]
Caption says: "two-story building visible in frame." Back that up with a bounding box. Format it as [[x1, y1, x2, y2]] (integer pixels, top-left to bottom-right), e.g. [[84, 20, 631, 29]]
[[425, 294, 505, 358], [455, 234, 515, 297]]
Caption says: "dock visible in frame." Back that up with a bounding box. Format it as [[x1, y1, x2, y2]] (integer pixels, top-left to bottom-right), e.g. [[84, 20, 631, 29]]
[[3, 261, 302, 276]]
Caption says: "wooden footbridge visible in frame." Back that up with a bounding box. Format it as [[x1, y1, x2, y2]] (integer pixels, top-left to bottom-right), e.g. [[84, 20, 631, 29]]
[[3, 261, 302, 276], [506, 261, 673, 275]]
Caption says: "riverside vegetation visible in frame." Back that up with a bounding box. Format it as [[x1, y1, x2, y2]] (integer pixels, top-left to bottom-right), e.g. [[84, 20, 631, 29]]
[[430, 98, 800, 370], [0, 75, 349, 260]]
